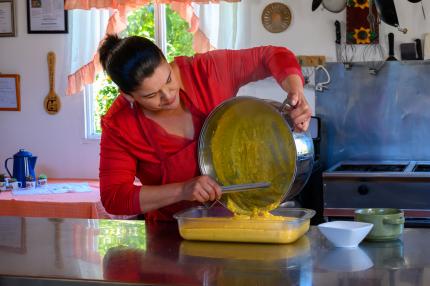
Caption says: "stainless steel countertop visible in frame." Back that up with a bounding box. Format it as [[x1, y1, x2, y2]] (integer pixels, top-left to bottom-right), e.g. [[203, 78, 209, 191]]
[[0, 216, 429, 285]]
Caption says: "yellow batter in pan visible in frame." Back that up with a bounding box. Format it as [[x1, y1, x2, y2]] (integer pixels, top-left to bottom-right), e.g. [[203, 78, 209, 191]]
[[210, 101, 296, 215], [178, 214, 310, 243]]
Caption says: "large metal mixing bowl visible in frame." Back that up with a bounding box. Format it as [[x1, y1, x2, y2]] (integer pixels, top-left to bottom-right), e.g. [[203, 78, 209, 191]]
[[198, 97, 314, 214]]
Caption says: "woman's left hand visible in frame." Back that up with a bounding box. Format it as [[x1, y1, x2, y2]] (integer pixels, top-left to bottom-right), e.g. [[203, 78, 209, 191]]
[[281, 74, 312, 132]]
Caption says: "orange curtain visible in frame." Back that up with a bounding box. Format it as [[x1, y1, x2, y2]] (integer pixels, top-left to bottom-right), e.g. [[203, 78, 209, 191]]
[[65, 0, 240, 96]]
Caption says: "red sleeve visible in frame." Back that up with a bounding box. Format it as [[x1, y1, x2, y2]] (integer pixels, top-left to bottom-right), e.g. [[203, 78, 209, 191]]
[[210, 45, 304, 89], [99, 101, 142, 215], [177, 46, 303, 114]]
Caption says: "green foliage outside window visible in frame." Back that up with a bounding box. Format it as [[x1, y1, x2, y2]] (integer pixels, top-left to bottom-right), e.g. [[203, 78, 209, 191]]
[[93, 4, 195, 134], [165, 6, 195, 61]]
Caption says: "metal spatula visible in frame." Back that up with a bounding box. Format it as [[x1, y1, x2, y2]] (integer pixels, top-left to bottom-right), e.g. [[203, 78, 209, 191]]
[[221, 182, 271, 193], [203, 182, 271, 210]]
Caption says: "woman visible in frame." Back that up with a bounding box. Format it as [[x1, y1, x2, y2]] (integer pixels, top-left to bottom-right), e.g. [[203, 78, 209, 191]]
[[99, 35, 311, 220]]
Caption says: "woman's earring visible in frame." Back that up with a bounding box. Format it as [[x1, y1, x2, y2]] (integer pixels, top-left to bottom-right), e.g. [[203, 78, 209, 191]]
[[130, 101, 134, 109]]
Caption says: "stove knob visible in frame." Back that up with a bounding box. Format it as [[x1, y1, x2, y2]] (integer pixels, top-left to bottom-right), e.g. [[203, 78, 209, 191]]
[[358, 185, 369, 195]]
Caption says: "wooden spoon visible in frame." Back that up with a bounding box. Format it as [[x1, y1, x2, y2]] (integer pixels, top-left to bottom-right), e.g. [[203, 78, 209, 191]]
[[44, 51, 61, 115]]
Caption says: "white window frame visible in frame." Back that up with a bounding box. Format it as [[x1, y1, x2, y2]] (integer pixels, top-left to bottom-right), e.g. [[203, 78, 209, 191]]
[[83, 83, 99, 140], [84, 4, 167, 140]]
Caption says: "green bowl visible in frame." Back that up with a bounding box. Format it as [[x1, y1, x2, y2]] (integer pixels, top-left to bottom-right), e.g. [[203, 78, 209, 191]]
[[354, 208, 404, 241]]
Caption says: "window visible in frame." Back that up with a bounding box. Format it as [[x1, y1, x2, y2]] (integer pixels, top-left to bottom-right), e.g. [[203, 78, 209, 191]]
[[85, 4, 194, 139]]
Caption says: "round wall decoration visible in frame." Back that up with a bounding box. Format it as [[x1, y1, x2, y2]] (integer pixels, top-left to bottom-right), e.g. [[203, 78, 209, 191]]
[[261, 2, 292, 33]]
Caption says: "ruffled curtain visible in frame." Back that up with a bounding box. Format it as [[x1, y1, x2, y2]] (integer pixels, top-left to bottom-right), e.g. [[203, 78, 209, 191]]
[[65, 0, 240, 96]]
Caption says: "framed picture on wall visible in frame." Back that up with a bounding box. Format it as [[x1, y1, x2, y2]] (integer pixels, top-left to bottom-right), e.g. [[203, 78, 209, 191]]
[[0, 0, 16, 37], [0, 74, 20, 111], [27, 0, 68, 34]]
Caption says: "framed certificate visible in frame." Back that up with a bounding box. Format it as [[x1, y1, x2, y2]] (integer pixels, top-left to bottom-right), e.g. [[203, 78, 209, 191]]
[[0, 0, 15, 37], [27, 0, 68, 34], [0, 74, 20, 111]]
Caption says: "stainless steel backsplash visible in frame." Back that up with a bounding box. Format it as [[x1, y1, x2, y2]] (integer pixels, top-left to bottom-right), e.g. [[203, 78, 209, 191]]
[[316, 61, 430, 168]]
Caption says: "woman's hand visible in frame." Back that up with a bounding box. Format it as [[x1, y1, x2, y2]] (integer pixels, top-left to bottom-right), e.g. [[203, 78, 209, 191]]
[[281, 74, 312, 132], [181, 176, 222, 203]]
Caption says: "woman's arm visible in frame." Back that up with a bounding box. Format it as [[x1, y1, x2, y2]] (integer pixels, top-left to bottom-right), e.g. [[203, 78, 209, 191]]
[[100, 123, 221, 215], [99, 127, 143, 215], [139, 176, 221, 213], [197, 46, 303, 93], [193, 46, 311, 130]]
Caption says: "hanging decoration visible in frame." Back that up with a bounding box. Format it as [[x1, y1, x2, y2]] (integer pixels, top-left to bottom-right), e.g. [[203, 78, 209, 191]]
[[261, 2, 292, 33], [346, 0, 379, 45]]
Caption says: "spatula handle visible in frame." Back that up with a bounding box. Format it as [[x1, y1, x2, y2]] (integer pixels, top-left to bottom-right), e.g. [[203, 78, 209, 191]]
[[47, 52, 56, 92]]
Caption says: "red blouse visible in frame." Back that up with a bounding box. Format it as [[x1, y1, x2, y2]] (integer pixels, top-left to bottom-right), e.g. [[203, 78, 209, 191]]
[[100, 46, 303, 215]]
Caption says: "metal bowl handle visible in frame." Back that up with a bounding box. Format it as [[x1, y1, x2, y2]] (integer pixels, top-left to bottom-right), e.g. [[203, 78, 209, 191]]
[[279, 98, 293, 114]]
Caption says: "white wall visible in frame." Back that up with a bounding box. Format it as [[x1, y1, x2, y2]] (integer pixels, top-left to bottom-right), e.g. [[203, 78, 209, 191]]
[[1, 0, 429, 179], [246, 0, 430, 61], [0, 0, 97, 178]]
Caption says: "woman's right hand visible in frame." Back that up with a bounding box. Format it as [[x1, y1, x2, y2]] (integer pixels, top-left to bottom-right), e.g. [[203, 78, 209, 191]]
[[181, 176, 222, 203]]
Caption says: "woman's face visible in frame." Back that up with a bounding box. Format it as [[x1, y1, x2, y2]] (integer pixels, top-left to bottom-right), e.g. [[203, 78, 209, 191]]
[[129, 61, 181, 113]]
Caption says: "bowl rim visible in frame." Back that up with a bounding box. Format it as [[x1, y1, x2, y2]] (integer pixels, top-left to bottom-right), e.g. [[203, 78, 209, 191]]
[[318, 220, 373, 231], [354, 208, 404, 216]]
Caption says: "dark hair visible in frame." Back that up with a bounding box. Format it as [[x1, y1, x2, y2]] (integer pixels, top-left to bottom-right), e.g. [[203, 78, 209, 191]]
[[99, 34, 166, 94]]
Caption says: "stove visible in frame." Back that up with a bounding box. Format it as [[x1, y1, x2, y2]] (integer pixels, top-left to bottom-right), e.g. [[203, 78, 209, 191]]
[[323, 161, 430, 221]]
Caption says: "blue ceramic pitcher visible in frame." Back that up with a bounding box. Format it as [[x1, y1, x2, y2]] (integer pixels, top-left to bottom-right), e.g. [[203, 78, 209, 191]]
[[4, 149, 37, 188]]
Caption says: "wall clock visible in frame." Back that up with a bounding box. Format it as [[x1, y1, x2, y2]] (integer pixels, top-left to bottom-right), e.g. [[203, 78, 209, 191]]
[[261, 2, 292, 33]]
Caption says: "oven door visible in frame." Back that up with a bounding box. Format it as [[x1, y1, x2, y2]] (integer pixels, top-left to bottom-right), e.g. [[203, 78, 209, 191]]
[[324, 176, 430, 219]]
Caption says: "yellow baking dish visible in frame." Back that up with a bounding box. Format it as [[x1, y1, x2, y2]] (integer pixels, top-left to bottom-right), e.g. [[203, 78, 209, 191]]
[[174, 207, 315, 244]]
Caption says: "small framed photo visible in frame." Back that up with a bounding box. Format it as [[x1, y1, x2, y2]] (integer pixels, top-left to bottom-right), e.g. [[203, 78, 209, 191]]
[[0, 0, 16, 37], [0, 74, 21, 111], [27, 0, 68, 34]]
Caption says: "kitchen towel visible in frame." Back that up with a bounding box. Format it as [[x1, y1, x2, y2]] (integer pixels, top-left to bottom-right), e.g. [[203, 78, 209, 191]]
[[424, 33, 430, 60]]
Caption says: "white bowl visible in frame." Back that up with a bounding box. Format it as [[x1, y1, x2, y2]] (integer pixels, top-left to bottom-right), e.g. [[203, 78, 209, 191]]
[[318, 221, 373, 248]]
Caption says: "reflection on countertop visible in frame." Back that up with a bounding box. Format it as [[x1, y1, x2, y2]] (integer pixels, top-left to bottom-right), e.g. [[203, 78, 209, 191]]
[[1, 216, 430, 285], [317, 247, 374, 272]]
